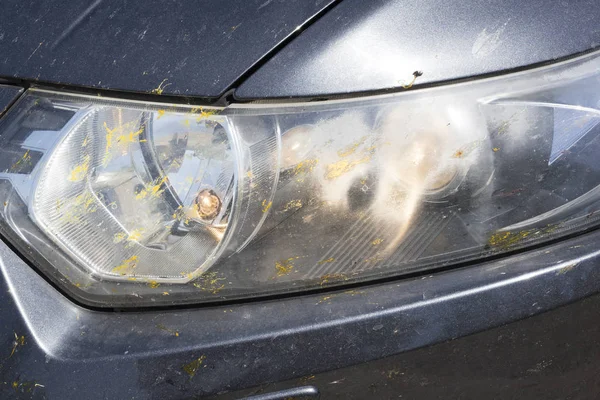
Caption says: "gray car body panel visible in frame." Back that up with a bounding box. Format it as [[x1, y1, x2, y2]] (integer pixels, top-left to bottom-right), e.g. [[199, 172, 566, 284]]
[[0, 0, 338, 99], [236, 0, 600, 99]]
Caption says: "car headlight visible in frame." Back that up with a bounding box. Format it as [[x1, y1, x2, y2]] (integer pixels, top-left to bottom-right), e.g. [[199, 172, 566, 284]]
[[2, 51, 600, 307]]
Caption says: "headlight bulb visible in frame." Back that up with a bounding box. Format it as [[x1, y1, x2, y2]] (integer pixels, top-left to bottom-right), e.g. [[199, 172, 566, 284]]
[[190, 189, 222, 223]]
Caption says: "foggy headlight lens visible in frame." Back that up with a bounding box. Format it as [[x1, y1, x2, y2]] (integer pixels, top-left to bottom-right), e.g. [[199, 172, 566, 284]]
[[2, 51, 600, 306]]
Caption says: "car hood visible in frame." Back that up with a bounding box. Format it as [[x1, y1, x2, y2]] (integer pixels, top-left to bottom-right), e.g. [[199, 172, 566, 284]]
[[0, 0, 336, 99], [236, 0, 600, 99]]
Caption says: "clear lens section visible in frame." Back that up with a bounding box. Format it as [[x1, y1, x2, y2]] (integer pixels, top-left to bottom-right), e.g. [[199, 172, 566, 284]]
[[2, 51, 600, 305], [31, 106, 239, 281]]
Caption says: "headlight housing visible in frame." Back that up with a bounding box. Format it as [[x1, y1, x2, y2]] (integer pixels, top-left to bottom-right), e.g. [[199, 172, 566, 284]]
[[2, 51, 600, 307]]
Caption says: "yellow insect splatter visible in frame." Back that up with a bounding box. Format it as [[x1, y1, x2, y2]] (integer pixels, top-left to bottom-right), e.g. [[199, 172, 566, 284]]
[[452, 139, 484, 159], [182, 355, 206, 378], [151, 78, 170, 95], [128, 228, 144, 241], [73, 191, 98, 213], [157, 109, 165, 119], [372, 238, 383, 246], [192, 272, 226, 294], [113, 232, 128, 243], [493, 147, 500, 152], [103, 122, 119, 165], [487, 226, 558, 249], [8, 332, 25, 358], [68, 155, 90, 182], [325, 156, 370, 180], [275, 257, 299, 277], [156, 323, 179, 337], [293, 159, 319, 177], [283, 199, 302, 212], [337, 137, 366, 158], [136, 176, 168, 200], [488, 226, 560, 249], [58, 191, 98, 224], [365, 254, 384, 263], [320, 273, 347, 285], [11, 150, 32, 172], [112, 255, 138, 275], [147, 280, 160, 289], [452, 150, 465, 159], [317, 295, 334, 304], [116, 127, 144, 146], [317, 257, 335, 264], [261, 199, 272, 213], [557, 263, 577, 275], [191, 107, 219, 122]]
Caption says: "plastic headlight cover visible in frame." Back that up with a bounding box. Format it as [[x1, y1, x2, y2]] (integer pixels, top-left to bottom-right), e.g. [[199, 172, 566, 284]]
[[2, 51, 600, 306]]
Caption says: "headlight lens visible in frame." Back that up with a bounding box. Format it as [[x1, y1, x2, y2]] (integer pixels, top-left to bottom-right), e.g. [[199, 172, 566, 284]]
[[2, 51, 600, 306]]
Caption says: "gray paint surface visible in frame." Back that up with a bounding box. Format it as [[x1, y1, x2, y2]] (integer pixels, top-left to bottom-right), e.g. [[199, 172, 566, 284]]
[[0, 85, 22, 116], [237, 0, 600, 99], [0, 0, 337, 98]]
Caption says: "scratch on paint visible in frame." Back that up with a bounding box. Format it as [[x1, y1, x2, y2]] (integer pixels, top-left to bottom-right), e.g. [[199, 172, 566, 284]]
[[27, 41, 43, 61]]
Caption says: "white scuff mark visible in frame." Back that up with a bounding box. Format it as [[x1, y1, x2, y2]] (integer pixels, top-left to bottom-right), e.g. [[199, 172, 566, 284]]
[[472, 20, 510, 58], [258, 0, 273, 10], [27, 41, 43, 61]]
